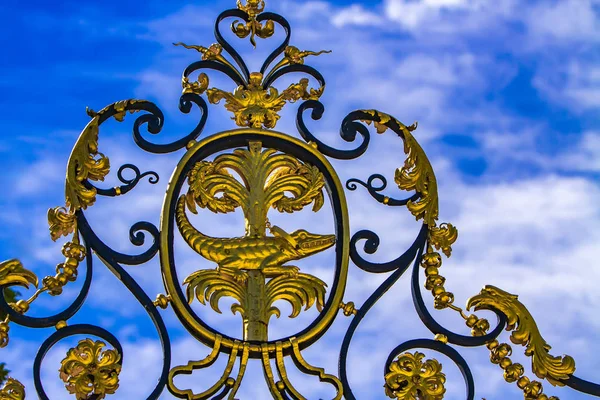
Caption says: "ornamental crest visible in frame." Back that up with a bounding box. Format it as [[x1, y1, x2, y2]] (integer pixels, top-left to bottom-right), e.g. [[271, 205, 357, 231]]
[[0, 1, 597, 400]]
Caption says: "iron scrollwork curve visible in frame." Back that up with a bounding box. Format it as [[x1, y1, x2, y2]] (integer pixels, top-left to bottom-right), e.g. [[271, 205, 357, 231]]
[[0, 91, 207, 399], [1, 1, 599, 399]]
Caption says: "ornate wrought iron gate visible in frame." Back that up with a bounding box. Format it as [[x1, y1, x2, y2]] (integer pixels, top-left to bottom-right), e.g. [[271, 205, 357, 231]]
[[1, 1, 599, 399]]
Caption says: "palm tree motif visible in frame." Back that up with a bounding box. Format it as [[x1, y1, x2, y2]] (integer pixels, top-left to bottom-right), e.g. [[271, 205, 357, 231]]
[[178, 141, 334, 341]]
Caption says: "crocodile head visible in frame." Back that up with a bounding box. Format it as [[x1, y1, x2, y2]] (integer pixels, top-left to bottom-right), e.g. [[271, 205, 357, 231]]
[[290, 229, 336, 256]]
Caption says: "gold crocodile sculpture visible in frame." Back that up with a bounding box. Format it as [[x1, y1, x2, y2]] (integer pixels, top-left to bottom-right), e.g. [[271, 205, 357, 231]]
[[176, 197, 336, 280]]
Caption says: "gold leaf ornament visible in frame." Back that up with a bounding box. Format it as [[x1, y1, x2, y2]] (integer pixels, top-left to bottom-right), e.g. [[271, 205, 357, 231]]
[[394, 124, 438, 226], [65, 115, 110, 211], [48, 206, 77, 241], [0, 259, 39, 290], [59, 339, 122, 400], [467, 285, 576, 386], [428, 223, 458, 257]]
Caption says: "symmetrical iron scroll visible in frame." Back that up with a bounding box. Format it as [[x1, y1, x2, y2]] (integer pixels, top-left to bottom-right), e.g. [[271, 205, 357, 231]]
[[1, 1, 599, 399]]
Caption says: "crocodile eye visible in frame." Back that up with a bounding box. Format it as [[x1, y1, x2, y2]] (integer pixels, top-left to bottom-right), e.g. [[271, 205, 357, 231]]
[[299, 232, 307, 239]]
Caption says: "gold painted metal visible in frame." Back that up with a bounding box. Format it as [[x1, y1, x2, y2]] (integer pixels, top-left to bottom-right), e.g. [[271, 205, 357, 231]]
[[363, 108, 574, 397], [468, 286, 576, 386], [339, 301, 358, 317], [0, 260, 38, 291], [433, 334, 448, 344], [275, 341, 304, 400], [175, 43, 245, 86], [178, 140, 332, 341], [55, 320, 68, 330], [167, 335, 230, 399], [160, 129, 350, 357], [59, 339, 122, 400], [153, 293, 171, 309], [384, 352, 446, 400], [233, 0, 274, 47], [262, 343, 284, 400], [265, 46, 332, 83], [361, 110, 437, 226], [176, 43, 328, 129], [168, 337, 245, 400], [484, 338, 559, 400], [0, 378, 25, 400], [207, 72, 324, 129], [289, 337, 343, 400], [0, 99, 145, 395]]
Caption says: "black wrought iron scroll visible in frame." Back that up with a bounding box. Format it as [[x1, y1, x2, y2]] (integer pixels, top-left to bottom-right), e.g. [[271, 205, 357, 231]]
[[1, 1, 599, 400]]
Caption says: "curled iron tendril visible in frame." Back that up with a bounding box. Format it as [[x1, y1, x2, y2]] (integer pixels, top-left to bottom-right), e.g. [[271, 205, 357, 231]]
[[84, 163, 159, 197], [184, 9, 294, 92], [76, 213, 170, 400], [133, 93, 208, 154], [77, 212, 160, 266], [346, 174, 420, 206], [297, 100, 370, 160], [340, 226, 428, 400]]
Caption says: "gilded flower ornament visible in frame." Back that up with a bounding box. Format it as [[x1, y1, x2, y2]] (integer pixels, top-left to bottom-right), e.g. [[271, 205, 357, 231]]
[[384, 352, 446, 400], [59, 339, 122, 400], [0, 378, 25, 400]]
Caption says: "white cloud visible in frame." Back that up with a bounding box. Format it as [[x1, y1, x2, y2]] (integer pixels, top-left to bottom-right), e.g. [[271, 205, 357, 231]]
[[534, 60, 600, 112], [527, 0, 600, 42], [331, 4, 384, 27], [559, 131, 600, 172]]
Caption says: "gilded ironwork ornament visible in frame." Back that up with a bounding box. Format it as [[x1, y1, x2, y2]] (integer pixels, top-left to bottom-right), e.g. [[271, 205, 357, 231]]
[[0, 378, 25, 400], [59, 339, 122, 400], [384, 352, 446, 400], [0, 1, 599, 399]]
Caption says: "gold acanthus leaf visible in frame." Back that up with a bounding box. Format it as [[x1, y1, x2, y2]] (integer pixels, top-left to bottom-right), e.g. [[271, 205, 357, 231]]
[[265, 273, 327, 319], [48, 206, 77, 241], [283, 46, 332, 65], [467, 285, 576, 386], [0, 378, 25, 400], [182, 73, 209, 95], [360, 110, 438, 226], [428, 223, 458, 257], [185, 143, 325, 235], [268, 164, 325, 213], [186, 161, 245, 215], [183, 269, 247, 317], [395, 124, 438, 227], [0, 259, 39, 290], [174, 42, 223, 61], [65, 115, 109, 211], [264, 46, 332, 86], [66, 99, 143, 211]]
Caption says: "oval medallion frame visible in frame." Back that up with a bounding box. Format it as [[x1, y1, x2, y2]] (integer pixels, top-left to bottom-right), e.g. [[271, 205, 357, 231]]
[[160, 129, 350, 358]]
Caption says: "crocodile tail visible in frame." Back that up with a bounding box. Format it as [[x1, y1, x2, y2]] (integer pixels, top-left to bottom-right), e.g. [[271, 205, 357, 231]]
[[176, 196, 212, 254]]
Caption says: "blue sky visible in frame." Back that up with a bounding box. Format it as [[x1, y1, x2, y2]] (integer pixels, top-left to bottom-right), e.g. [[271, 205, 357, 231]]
[[1, 0, 599, 398]]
